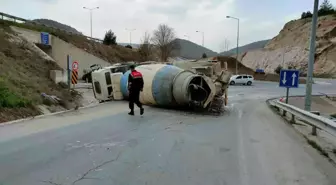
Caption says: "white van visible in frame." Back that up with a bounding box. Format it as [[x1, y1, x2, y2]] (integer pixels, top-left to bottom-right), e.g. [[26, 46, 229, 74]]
[[229, 74, 254, 85]]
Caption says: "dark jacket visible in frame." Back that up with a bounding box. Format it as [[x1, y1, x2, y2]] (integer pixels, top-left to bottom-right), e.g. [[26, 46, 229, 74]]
[[128, 70, 144, 92]]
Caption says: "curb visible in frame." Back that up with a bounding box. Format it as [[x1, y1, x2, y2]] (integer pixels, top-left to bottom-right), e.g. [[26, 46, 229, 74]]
[[0, 103, 104, 126]]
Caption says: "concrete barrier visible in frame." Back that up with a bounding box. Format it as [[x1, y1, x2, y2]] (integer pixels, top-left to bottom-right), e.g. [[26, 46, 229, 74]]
[[50, 70, 67, 83], [50, 36, 111, 77]]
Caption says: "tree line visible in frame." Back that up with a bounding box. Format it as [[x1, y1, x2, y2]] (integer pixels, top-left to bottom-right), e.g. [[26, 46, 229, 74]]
[[102, 24, 180, 62], [301, 0, 336, 19]]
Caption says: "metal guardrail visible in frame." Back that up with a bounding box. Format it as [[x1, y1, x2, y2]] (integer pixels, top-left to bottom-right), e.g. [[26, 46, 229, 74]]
[[270, 99, 336, 137], [0, 12, 27, 22], [0, 12, 103, 43]]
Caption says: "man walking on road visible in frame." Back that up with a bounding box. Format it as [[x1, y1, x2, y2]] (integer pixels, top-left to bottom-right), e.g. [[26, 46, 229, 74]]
[[128, 65, 144, 115]]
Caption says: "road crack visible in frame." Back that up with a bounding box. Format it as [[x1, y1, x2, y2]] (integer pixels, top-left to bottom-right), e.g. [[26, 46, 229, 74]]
[[71, 152, 121, 185], [42, 180, 62, 185]]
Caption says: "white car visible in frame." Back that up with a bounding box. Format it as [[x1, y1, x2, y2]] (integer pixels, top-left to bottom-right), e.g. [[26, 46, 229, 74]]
[[229, 75, 254, 85]]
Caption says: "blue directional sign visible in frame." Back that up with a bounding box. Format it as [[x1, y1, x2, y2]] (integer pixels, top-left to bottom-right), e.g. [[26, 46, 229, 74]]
[[279, 69, 299, 88], [40, 32, 49, 45]]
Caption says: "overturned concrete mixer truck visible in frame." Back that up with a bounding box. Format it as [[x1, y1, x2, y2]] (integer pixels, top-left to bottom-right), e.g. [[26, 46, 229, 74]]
[[91, 59, 232, 113]]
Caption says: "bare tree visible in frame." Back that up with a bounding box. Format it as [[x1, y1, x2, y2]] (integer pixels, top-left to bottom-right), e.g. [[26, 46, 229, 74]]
[[151, 24, 180, 62], [138, 32, 153, 62]]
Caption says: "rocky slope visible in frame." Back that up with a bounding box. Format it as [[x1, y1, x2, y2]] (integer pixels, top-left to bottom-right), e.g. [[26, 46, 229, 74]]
[[219, 39, 270, 56], [241, 15, 336, 77]]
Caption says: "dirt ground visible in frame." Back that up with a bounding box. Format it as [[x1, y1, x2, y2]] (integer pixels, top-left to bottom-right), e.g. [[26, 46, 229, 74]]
[[0, 24, 80, 123], [217, 56, 307, 84], [286, 96, 336, 116]]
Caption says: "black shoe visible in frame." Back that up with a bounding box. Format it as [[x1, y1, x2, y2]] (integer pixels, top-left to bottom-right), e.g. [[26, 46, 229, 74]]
[[128, 111, 134, 115], [140, 108, 144, 115]]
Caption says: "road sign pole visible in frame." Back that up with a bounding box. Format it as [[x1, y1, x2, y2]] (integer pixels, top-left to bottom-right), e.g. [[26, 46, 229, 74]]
[[67, 55, 71, 90], [304, 0, 319, 111], [285, 87, 289, 104]]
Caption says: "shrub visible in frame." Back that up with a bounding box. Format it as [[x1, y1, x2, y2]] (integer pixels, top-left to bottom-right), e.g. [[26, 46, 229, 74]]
[[274, 65, 283, 74], [0, 78, 31, 108], [125, 45, 132, 49], [103, 30, 117, 46]]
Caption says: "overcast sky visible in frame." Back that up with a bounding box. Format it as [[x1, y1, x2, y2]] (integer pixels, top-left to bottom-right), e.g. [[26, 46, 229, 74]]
[[1, 0, 335, 52]]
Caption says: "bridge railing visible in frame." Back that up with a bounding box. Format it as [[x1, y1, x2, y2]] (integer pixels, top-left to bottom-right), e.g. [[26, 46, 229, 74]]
[[0, 12, 103, 43], [269, 99, 336, 137]]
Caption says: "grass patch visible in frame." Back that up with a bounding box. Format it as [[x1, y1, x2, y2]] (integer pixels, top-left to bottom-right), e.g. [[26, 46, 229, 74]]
[[0, 78, 31, 108]]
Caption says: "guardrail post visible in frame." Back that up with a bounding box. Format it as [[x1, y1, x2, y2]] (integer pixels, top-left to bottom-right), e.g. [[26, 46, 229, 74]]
[[290, 114, 295, 124], [312, 126, 317, 136], [282, 109, 287, 116], [310, 111, 320, 136]]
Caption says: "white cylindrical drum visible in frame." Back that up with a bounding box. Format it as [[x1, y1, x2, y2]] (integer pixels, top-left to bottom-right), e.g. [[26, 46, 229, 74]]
[[135, 64, 166, 105]]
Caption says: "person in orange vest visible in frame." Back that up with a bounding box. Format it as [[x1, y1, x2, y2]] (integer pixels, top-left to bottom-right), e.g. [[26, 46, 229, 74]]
[[128, 65, 144, 115]]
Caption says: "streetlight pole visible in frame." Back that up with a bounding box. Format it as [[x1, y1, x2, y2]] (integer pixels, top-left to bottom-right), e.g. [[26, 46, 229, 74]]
[[83, 6, 99, 38], [196, 31, 204, 47], [125, 28, 136, 46], [305, 0, 319, 111], [226, 16, 240, 75]]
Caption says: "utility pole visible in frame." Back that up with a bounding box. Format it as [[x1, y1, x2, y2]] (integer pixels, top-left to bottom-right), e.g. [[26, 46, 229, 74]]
[[83, 6, 99, 38], [226, 16, 240, 74], [305, 0, 319, 111], [196, 30, 204, 47], [125, 28, 136, 46]]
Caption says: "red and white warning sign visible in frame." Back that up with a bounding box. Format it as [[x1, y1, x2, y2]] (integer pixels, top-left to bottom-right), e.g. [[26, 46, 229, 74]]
[[72, 61, 79, 71]]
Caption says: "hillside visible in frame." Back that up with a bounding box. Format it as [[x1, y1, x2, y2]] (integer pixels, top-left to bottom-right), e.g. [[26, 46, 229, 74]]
[[26, 19, 218, 60], [219, 39, 270, 56], [173, 38, 218, 59], [0, 24, 81, 122], [240, 15, 336, 77], [5, 19, 141, 63], [33, 19, 83, 35]]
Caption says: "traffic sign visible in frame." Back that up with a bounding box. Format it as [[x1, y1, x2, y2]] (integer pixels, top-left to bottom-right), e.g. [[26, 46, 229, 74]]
[[279, 69, 299, 88], [72, 61, 79, 71], [71, 70, 78, 84], [40, 32, 49, 45]]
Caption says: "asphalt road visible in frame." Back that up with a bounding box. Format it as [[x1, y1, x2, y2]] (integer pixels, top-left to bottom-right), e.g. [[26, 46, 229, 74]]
[[0, 80, 336, 185]]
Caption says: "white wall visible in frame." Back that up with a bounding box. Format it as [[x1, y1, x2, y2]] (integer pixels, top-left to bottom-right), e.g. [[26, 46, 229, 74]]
[[50, 36, 111, 77]]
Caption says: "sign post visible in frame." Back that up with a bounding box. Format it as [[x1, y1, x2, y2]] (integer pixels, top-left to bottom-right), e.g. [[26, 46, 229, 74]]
[[67, 55, 71, 90], [279, 69, 300, 104]]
